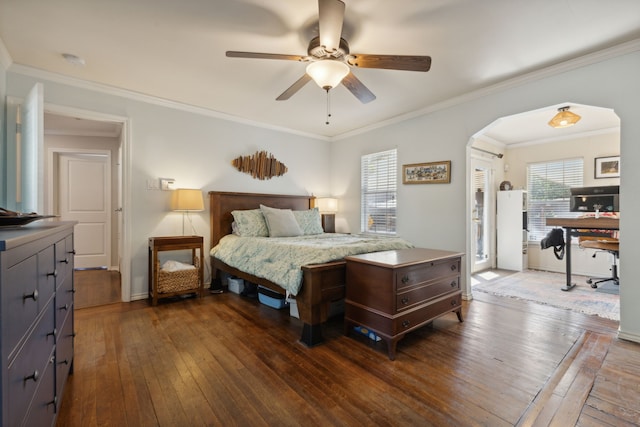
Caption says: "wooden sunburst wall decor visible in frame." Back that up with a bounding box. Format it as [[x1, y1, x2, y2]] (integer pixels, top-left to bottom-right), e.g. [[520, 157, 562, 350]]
[[231, 150, 288, 180]]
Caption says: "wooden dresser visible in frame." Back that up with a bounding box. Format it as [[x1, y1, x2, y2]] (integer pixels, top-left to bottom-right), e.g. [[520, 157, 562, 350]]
[[345, 248, 464, 360], [0, 221, 76, 426]]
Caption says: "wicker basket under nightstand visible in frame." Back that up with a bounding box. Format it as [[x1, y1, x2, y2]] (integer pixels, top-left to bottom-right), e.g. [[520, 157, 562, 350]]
[[148, 236, 204, 305]]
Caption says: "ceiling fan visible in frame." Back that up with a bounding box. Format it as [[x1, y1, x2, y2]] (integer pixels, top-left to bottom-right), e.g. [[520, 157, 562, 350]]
[[226, 0, 432, 104]]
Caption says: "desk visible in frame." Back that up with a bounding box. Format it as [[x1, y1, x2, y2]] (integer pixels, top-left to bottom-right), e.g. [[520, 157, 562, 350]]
[[545, 217, 619, 291]]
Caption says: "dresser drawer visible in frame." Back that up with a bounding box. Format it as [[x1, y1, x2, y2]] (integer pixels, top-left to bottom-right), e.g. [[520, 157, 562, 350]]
[[396, 276, 460, 312], [55, 235, 74, 289], [347, 292, 461, 337], [56, 281, 74, 332], [391, 292, 461, 335], [21, 349, 56, 427], [56, 309, 74, 409], [3, 254, 40, 359], [396, 257, 460, 289], [7, 302, 55, 426]]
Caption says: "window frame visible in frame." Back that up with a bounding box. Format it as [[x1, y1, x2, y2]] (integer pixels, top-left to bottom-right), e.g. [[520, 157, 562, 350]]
[[526, 157, 584, 241], [360, 148, 398, 235]]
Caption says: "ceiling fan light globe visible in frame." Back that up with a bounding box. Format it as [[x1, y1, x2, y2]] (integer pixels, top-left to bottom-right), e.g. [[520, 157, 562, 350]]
[[306, 60, 349, 90]]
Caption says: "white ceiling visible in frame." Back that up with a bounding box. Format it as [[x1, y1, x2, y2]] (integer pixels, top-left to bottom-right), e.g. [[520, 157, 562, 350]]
[[1, 0, 638, 140]]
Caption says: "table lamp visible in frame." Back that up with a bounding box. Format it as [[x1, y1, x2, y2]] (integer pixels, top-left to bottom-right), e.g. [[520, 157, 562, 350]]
[[172, 188, 204, 235], [316, 197, 338, 233]]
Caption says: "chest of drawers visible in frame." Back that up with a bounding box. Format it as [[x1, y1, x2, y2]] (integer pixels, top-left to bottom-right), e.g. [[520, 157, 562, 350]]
[[345, 248, 464, 360], [1, 222, 76, 426]]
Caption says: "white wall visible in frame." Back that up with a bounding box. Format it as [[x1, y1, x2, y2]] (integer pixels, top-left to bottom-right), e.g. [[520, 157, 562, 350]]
[[6, 71, 332, 299], [332, 50, 640, 343]]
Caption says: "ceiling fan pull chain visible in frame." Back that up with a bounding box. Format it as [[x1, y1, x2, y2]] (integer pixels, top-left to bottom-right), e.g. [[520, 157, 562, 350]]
[[326, 89, 331, 125]]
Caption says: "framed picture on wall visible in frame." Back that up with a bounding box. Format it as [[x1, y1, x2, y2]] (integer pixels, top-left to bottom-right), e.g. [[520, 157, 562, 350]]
[[594, 156, 620, 179], [402, 160, 451, 184]]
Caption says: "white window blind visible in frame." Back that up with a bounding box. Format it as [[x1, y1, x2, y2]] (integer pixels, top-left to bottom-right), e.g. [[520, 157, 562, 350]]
[[361, 149, 397, 234], [527, 158, 583, 241]]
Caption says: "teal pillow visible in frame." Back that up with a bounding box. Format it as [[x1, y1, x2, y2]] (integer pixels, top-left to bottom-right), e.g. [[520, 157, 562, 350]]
[[293, 208, 324, 235], [231, 209, 269, 237]]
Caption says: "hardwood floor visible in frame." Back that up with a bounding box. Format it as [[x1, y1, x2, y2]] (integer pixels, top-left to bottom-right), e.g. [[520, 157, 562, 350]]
[[57, 290, 640, 426], [74, 269, 121, 309]]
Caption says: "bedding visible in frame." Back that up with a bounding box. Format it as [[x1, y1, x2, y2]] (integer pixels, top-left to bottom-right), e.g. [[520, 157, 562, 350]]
[[211, 233, 414, 295]]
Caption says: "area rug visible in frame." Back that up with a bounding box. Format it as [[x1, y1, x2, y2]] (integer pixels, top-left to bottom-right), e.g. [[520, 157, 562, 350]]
[[472, 269, 620, 321]]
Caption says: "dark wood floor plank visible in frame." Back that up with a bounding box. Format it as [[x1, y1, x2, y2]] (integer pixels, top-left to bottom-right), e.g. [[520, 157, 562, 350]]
[[57, 289, 640, 427]]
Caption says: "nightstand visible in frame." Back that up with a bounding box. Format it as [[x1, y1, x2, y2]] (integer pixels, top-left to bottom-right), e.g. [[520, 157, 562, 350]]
[[148, 235, 204, 305]]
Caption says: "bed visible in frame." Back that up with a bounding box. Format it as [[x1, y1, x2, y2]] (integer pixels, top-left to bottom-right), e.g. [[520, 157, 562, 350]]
[[208, 191, 412, 347]]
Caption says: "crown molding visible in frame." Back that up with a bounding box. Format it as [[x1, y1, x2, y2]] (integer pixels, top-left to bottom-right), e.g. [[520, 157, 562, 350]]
[[333, 38, 640, 141], [6, 38, 639, 143], [7, 63, 331, 142]]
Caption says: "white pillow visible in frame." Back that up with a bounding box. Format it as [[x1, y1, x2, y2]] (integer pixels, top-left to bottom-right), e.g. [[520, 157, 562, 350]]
[[260, 204, 303, 237]]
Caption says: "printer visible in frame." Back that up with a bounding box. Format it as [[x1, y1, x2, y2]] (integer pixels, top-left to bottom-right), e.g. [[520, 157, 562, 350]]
[[570, 185, 619, 213]]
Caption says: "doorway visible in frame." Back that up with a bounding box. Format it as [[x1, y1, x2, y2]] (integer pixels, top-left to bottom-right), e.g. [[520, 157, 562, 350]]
[[470, 157, 494, 273], [44, 107, 128, 306]]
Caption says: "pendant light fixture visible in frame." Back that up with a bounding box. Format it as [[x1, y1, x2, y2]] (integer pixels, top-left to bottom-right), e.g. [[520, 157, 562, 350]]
[[548, 106, 581, 128]]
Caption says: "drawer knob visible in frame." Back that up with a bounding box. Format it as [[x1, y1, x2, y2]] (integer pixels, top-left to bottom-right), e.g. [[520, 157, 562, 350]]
[[450, 281, 457, 288], [47, 328, 57, 338], [401, 275, 409, 284], [451, 299, 458, 306], [58, 359, 69, 366], [24, 370, 39, 383], [70, 288, 77, 294], [23, 289, 38, 301], [402, 320, 411, 328], [68, 249, 76, 255], [60, 303, 70, 311], [47, 269, 58, 277], [48, 397, 58, 407], [60, 257, 70, 264], [401, 297, 409, 305], [450, 265, 457, 271]]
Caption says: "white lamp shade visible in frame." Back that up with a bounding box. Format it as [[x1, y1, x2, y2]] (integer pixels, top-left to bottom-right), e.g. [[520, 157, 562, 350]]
[[316, 197, 338, 214], [172, 188, 204, 211], [306, 60, 350, 89]]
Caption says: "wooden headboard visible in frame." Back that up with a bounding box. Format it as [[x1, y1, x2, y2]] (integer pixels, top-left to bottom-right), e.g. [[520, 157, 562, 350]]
[[208, 191, 316, 249]]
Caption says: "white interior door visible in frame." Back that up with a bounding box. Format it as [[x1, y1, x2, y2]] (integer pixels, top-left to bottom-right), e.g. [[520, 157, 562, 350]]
[[59, 153, 111, 269]]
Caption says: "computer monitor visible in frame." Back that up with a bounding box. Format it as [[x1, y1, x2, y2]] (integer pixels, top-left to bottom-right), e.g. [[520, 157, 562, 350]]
[[570, 185, 619, 213]]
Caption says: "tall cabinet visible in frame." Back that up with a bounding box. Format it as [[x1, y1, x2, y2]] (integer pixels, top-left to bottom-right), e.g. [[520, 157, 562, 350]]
[[0, 221, 76, 426], [497, 190, 528, 271]]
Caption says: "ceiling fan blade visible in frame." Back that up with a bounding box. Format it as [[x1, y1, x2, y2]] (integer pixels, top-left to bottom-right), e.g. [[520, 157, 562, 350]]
[[342, 72, 376, 104], [276, 74, 313, 101], [318, 0, 345, 52], [226, 51, 306, 61], [348, 54, 432, 72]]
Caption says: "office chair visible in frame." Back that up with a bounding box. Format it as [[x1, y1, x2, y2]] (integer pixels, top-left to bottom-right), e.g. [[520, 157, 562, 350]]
[[579, 237, 619, 288]]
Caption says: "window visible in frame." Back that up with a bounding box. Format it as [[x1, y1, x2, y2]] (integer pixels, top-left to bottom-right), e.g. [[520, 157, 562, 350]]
[[361, 148, 397, 234], [527, 158, 583, 241]]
